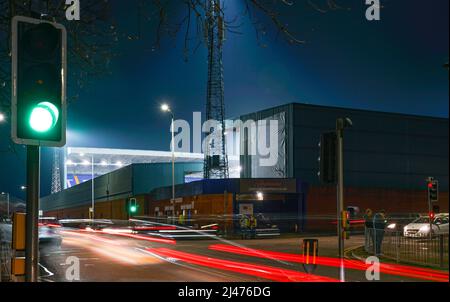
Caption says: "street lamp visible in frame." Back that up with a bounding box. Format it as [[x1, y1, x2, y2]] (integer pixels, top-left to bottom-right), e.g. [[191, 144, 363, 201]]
[[0, 112, 5, 123], [256, 191, 264, 201], [161, 103, 175, 206]]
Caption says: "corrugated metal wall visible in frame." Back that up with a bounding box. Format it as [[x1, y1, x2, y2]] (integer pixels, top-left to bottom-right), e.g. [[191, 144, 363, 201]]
[[40, 162, 203, 212], [292, 103, 449, 190], [240, 103, 448, 191]]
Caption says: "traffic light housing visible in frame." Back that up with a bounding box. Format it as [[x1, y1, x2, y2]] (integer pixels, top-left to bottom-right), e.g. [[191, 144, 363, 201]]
[[341, 210, 350, 239], [318, 132, 337, 183], [127, 198, 138, 216], [11, 16, 67, 147], [427, 179, 439, 203]]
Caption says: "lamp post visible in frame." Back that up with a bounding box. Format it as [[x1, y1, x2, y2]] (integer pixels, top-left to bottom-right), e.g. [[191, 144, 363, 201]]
[[336, 117, 353, 282], [161, 104, 175, 207], [82, 155, 95, 220], [91, 155, 95, 220]]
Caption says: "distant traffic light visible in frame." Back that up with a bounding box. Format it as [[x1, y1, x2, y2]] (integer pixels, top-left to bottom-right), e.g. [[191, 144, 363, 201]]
[[11, 16, 67, 147], [318, 132, 337, 183], [127, 198, 138, 215], [427, 179, 439, 203]]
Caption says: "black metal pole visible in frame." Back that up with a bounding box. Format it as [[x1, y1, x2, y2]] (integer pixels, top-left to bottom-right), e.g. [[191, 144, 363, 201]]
[[25, 145, 40, 282], [336, 120, 345, 282]]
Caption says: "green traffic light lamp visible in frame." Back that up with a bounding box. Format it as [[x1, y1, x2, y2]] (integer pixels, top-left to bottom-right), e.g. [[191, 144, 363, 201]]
[[29, 101, 59, 133], [130, 205, 137, 213]]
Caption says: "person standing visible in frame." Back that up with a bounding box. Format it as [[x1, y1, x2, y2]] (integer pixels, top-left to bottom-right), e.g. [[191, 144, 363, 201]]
[[373, 210, 387, 256], [249, 215, 257, 239], [364, 209, 374, 253], [240, 215, 249, 239]]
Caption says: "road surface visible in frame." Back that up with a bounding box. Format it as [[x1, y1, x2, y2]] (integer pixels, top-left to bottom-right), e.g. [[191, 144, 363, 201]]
[[37, 229, 448, 282]]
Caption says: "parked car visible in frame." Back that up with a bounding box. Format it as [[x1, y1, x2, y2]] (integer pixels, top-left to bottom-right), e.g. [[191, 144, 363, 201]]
[[403, 213, 449, 238], [386, 213, 421, 231]]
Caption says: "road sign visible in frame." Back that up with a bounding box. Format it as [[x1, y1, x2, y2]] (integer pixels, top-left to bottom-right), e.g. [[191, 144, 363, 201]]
[[11, 16, 67, 147]]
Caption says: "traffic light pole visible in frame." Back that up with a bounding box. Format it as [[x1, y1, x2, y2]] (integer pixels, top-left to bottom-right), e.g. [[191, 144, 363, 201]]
[[427, 177, 433, 240], [336, 119, 345, 283], [25, 145, 40, 282]]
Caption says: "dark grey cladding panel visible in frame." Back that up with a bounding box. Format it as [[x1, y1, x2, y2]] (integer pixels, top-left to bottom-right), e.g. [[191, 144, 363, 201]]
[[41, 165, 134, 211], [293, 103, 449, 137], [291, 104, 448, 190]]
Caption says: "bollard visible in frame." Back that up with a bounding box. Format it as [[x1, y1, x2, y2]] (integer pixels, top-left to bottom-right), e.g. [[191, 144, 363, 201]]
[[302, 239, 319, 274]]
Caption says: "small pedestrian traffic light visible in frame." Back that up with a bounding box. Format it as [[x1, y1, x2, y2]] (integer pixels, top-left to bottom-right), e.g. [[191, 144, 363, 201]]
[[11, 16, 67, 147]]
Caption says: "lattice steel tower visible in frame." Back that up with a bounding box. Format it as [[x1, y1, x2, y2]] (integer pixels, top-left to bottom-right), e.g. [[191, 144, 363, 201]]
[[51, 148, 62, 194], [204, 0, 229, 179]]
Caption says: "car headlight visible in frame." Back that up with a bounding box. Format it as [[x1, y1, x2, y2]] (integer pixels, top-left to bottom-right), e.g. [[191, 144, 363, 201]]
[[387, 223, 396, 229], [419, 225, 430, 232]]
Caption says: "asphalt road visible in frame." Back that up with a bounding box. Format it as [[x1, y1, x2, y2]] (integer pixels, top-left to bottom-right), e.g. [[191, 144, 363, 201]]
[[37, 229, 448, 282]]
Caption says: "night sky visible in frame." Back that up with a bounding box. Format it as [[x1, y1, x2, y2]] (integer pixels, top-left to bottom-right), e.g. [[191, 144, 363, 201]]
[[0, 0, 448, 199]]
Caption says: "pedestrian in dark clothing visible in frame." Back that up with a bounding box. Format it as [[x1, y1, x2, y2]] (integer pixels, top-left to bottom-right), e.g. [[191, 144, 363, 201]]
[[373, 211, 387, 256], [363, 209, 374, 253]]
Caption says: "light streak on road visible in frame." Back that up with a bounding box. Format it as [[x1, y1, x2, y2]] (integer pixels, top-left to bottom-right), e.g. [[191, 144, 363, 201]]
[[61, 230, 123, 245], [79, 228, 177, 245], [61, 234, 163, 266], [145, 248, 338, 282], [209, 244, 449, 282], [108, 232, 177, 245]]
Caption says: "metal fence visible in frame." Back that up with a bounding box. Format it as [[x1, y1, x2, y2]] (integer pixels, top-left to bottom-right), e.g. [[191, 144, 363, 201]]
[[365, 227, 449, 268], [0, 231, 11, 282]]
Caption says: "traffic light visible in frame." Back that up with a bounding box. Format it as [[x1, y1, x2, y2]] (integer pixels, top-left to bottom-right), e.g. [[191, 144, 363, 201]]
[[341, 210, 350, 240], [427, 179, 439, 203], [318, 132, 337, 183], [429, 211, 435, 220], [11, 16, 67, 147], [127, 198, 138, 215]]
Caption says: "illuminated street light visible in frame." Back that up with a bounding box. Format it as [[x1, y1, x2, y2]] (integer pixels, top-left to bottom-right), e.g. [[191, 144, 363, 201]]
[[0, 112, 5, 123], [20, 185, 27, 190], [116, 161, 123, 167], [256, 191, 264, 200], [161, 103, 170, 112], [100, 160, 107, 166]]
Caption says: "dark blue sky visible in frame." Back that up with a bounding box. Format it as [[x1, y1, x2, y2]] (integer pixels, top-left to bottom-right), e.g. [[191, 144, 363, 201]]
[[1, 0, 448, 199]]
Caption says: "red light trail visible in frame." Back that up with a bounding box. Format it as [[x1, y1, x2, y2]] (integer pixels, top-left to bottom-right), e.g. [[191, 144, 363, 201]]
[[208, 244, 449, 282], [145, 247, 338, 282]]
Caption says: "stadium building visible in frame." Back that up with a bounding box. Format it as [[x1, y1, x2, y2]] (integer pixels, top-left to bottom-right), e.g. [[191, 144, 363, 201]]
[[41, 103, 449, 232]]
